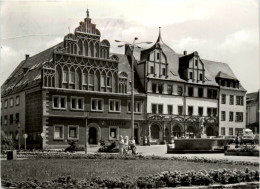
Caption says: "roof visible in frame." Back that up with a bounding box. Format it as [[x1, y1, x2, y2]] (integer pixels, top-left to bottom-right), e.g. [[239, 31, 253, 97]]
[[1, 42, 63, 96], [247, 91, 259, 105], [216, 71, 237, 80], [111, 53, 145, 94]]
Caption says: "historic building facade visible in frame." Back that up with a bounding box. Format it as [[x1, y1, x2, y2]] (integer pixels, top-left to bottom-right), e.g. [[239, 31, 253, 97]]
[[1, 11, 247, 148], [1, 11, 146, 149]]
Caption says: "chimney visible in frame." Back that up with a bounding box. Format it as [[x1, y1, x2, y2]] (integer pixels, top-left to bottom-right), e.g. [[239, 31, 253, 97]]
[[25, 54, 30, 60], [183, 51, 187, 55]]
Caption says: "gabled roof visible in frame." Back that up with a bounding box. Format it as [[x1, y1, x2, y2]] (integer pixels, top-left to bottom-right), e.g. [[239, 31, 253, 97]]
[[1, 42, 63, 96], [247, 91, 259, 105]]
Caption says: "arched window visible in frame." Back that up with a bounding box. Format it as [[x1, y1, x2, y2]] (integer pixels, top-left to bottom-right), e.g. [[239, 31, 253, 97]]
[[84, 41, 88, 56], [78, 40, 83, 55], [89, 41, 94, 57]]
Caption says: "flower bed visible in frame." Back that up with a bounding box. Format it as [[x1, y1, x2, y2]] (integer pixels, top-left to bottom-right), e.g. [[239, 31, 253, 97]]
[[1, 168, 259, 188], [225, 145, 259, 156]]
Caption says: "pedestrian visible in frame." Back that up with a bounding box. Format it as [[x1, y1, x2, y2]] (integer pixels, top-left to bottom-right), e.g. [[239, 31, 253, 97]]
[[123, 136, 129, 155], [129, 137, 136, 155], [118, 135, 124, 155]]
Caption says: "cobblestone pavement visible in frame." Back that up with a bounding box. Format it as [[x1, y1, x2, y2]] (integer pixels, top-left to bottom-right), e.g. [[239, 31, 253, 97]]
[[87, 144, 259, 163]]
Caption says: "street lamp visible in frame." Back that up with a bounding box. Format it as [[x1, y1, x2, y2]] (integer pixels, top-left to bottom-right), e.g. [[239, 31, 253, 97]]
[[17, 122, 21, 150], [115, 38, 152, 138]]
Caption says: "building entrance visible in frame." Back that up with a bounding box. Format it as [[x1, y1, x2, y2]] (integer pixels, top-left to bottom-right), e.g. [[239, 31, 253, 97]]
[[89, 127, 97, 144]]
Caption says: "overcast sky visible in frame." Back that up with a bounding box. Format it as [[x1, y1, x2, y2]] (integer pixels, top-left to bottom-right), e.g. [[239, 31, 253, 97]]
[[1, 0, 259, 93]]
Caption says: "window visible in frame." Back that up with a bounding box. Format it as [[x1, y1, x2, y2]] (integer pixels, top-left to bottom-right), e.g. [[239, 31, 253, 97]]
[[178, 106, 183, 115], [207, 108, 211, 117], [157, 52, 160, 60], [9, 115, 13, 125], [236, 96, 244, 105], [71, 97, 84, 110], [162, 68, 166, 76], [107, 76, 111, 87], [127, 101, 142, 113], [4, 99, 8, 108], [167, 85, 173, 94], [63, 70, 68, 83], [221, 111, 226, 121], [230, 82, 233, 88], [229, 112, 233, 121], [236, 112, 243, 122], [199, 73, 203, 81], [4, 115, 8, 125], [221, 127, 225, 136], [54, 125, 64, 140], [207, 89, 218, 99], [188, 106, 193, 116], [188, 87, 193, 97], [69, 71, 75, 83], [53, 96, 67, 109], [198, 88, 203, 97], [135, 101, 142, 113], [198, 107, 203, 116], [15, 113, 19, 124], [101, 75, 106, 87], [152, 104, 157, 114], [89, 74, 94, 85], [230, 95, 234, 105], [189, 72, 193, 79], [16, 96, 20, 106], [177, 86, 183, 96], [91, 98, 103, 111], [168, 105, 173, 115], [195, 59, 198, 66], [109, 126, 119, 140], [152, 83, 157, 93], [229, 128, 233, 135], [109, 99, 121, 112], [235, 83, 239, 88], [213, 108, 217, 117], [158, 84, 163, 94], [221, 94, 226, 104], [150, 66, 154, 74], [158, 104, 163, 114], [83, 73, 88, 85], [10, 98, 14, 107], [68, 126, 79, 139], [235, 128, 243, 135]]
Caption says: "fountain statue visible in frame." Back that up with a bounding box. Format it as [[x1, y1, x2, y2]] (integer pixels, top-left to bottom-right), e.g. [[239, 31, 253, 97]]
[[200, 118, 207, 138]]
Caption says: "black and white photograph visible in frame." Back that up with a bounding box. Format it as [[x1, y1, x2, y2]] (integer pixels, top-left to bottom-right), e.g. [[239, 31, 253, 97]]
[[1, 0, 259, 188]]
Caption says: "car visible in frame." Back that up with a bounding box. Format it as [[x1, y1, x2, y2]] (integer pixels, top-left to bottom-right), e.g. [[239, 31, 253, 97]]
[[242, 135, 255, 145]]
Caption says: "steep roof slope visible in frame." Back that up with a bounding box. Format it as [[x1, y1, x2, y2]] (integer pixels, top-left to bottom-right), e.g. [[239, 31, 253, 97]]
[[1, 42, 63, 96]]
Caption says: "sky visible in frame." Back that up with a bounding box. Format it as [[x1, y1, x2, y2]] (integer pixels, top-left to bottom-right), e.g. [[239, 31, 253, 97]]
[[1, 0, 259, 93]]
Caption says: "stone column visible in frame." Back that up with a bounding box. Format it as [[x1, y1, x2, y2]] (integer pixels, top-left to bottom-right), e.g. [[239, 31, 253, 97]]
[[162, 121, 166, 144], [148, 122, 151, 145], [169, 121, 174, 144]]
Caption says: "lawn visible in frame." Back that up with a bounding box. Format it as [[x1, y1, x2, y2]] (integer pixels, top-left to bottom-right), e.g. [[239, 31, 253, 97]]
[[1, 159, 258, 182]]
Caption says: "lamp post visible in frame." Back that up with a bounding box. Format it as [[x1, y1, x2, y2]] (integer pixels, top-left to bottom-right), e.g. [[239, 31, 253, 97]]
[[115, 38, 152, 138], [17, 122, 21, 150]]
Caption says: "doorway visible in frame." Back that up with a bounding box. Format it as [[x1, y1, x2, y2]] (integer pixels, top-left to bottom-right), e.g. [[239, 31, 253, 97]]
[[89, 127, 97, 144], [134, 128, 139, 144]]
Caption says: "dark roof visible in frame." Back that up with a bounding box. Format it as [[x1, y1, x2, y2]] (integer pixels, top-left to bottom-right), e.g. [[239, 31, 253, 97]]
[[216, 71, 237, 80], [247, 91, 259, 105], [1, 42, 63, 96]]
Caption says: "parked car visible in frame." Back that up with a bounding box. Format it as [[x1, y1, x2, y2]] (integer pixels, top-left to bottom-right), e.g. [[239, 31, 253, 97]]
[[242, 135, 255, 145]]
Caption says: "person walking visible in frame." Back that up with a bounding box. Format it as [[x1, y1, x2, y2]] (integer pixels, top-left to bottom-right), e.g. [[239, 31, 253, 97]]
[[118, 135, 124, 155], [123, 136, 129, 155], [129, 137, 136, 155]]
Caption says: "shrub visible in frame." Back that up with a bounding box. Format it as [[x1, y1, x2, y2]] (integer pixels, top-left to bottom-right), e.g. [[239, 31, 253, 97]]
[[64, 140, 84, 153], [1, 131, 16, 153]]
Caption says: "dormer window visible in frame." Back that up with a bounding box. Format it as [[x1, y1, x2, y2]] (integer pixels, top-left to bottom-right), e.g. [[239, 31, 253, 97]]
[[195, 59, 198, 66], [189, 72, 193, 79], [157, 52, 160, 60], [162, 68, 166, 76], [150, 66, 154, 74], [230, 82, 233, 88], [199, 73, 203, 81]]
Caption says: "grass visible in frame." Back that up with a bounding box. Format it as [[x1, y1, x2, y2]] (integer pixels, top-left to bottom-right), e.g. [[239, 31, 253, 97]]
[[1, 159, 258, 182]]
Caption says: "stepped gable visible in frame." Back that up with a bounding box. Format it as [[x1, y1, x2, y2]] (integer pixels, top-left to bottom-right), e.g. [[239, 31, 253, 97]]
[[1, 43, 63, 96]]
